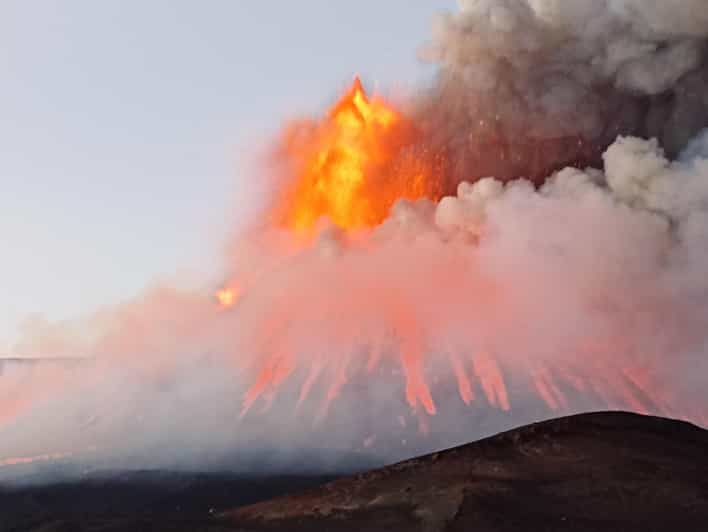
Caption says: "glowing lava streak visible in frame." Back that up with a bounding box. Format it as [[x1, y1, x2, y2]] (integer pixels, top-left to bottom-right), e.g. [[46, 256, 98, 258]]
[[275, 77, 444, 231], [0, 451, 72, 468]]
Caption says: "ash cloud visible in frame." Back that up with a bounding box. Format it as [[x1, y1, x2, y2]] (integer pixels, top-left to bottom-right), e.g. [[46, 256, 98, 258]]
[[3, 0, 708, 482], [415, 0, 708, 184]]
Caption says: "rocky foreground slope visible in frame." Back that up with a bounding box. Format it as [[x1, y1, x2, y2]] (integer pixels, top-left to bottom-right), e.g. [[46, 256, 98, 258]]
[[225, 412, 708, 532]]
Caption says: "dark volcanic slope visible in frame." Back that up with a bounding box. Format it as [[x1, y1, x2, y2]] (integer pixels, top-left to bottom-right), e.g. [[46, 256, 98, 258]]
[[224, 412, 708, 532], [0, 473, 336, 532]]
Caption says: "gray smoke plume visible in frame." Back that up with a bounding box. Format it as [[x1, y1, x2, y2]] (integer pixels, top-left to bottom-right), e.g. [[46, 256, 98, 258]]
[[415, 0, 708, 185]]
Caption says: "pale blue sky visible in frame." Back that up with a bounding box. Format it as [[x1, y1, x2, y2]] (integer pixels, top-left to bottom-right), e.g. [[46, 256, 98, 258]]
[[0, 1, 454, 348]]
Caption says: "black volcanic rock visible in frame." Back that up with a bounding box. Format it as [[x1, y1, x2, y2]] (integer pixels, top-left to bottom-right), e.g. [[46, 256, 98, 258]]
[[0, 472, 336, 532], [224, 412, 708, 532]]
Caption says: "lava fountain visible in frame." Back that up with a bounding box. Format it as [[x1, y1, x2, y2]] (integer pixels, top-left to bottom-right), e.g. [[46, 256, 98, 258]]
[[216, 79, 708, 441], [272, 77, 445, 232]]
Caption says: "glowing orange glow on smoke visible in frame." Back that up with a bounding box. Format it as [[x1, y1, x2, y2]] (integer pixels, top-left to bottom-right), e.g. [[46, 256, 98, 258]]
[[223, 237, 702, 436], [274, 77, 444, 231]]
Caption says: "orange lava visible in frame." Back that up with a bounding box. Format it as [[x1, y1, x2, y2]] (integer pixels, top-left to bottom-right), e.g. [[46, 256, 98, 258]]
[[216, 286, 239, 309], [274, 77, 444, 232]]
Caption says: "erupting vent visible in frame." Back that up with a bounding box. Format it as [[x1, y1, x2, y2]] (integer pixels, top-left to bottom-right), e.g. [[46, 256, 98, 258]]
[[274, 78, 445, 232]]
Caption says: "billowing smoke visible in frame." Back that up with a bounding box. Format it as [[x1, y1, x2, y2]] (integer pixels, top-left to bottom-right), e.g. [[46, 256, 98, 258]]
[[416, 0, 708, 184], [2, 0, 708, 482]]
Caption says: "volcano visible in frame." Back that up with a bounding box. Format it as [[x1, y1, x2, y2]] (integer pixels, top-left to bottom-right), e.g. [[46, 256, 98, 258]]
[[3, 0, 708, 515]]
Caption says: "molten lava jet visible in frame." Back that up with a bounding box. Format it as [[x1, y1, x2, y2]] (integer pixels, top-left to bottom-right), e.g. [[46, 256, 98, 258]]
[[273, 77, 445, 232]]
